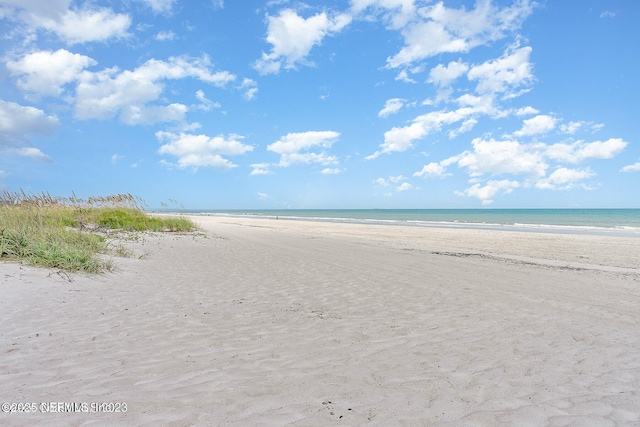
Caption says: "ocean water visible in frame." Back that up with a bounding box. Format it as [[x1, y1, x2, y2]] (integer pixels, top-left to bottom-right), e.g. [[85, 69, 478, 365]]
[[178, 209, 640, 236]]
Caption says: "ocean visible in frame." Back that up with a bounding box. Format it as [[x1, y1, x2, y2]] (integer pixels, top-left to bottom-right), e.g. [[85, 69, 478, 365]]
[[170, 209, 640, 236]]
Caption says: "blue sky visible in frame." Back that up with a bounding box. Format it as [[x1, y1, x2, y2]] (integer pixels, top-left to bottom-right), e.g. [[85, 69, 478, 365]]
[[1, 0, 638, 209]]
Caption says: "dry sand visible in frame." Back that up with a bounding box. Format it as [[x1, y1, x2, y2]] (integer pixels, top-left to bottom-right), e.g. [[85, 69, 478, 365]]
[[1, 215, 640, 426]]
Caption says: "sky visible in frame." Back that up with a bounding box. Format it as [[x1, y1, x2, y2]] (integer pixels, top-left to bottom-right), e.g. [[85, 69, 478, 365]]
[[0, 0, 639, 209]]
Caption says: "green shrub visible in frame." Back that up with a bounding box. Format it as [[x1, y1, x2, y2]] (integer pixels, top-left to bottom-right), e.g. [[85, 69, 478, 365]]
[[0, 191, 195, 272]]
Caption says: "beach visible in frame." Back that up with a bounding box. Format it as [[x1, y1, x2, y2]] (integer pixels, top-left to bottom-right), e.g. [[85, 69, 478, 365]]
[[1, 215, 640, 426]]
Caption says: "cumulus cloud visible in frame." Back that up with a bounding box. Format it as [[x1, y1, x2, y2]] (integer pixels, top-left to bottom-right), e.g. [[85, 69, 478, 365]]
[[456, 137, 547, 178], [75, 56, 235, 124], [0, 99, 59, 145], [378, 98, 405, 117], [544, 138, 628, 164], [515, 106, 539, 116], [375, 177, 390, 187], [385, 0, 533, 68], [321, 168, 342, 175], [418, 134, 628, 203], [7, 49, 97, 97], [45, 8, 130, 44], [559, 121, 583, 134], [448, 117, 478, 139], [414, 162, 450, 178], [535, 167, 594, 190], [0, 1, 132, 45], [513, 114, 557, 137], [4, 147, 52, 162], [367, 104, 491, 159], [351, 0, 416, 29], [139, 0, 178, 14], [456, 179, 520, 205], [254, 8, 351, 74], [156, 131, 253, 170], [154, 30, 177, 41], [621, 162, 640, 173], [239, 78, 258, 100], [428, 60, 469, 87], [374, 175, 411, 191], [467, 45, 534, 97], [250, 163, 273, 175], [267, 131, 340, 167], [396, 182, 412, 191], [195, 90, 221, 111]]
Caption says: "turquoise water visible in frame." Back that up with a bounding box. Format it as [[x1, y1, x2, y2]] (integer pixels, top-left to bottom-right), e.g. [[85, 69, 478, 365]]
[[176, 209, 640, 236]]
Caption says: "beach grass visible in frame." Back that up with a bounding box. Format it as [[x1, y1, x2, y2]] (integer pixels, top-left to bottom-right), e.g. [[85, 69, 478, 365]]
[[0, 190, 195, 272]]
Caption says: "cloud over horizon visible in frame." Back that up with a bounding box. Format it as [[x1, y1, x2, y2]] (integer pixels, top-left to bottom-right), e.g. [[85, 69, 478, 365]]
[[0, 1, 636, 208]]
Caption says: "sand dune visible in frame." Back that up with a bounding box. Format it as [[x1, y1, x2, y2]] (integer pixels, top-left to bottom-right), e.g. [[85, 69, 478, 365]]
[[1, 216, 639, 425]]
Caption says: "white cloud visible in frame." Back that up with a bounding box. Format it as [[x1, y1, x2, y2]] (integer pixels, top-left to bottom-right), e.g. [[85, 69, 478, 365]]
[[396, 182, 412, 191], [456, 137, 548, 178], [428, 60, 469, 87], [395, 69, 416, 83], [448, 118, 478, 139], [120, 103, 188, 125], [421, 135, 628, 203], [75, 56, 235, 123], [513, 114, 557, 137], [621, 162, 640, 173], [156, 131, 253, 170], [378, 98, 405, 117], [0, 2, 131, 44], [369, 91, 503, 159], [375, 177, 389, 187], [515, 106, 539, 116], [212, 0, 224, 10], [195, 90, 221, 111], [254, 8, 351, 74], [456, 179, 520, 205], [559, 121, 583, 134], [368, 106, 482, 159], [239, 78, 258, 100], [374, 174, 411, 191], [257, 192, 269, 200], [0, 0, 70, 21], [544, 138, 628, 163], [386, 0, 533, 68], [321, 168, 342, 175], [351, 0, 416, 29], [467, 45, 534, 96], [139, 0, 178, 14], [250, 163, 273, 175], [7, 49, 97, 97], [267, 131, 340, 167], [414, 162, 449, 178], [4, 146, 52, 162], [155, 30, 177, 41], [0, 99, 59, 145], [38, 7, 131, 44], [535, 167, 594, 190]]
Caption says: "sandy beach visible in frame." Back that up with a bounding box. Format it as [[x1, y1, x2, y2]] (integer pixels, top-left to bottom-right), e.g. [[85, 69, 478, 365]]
[[1, 215, 640, 426]]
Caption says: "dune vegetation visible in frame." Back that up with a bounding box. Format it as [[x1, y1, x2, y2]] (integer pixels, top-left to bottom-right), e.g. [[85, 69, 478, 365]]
[[0, 191, 195, 272]]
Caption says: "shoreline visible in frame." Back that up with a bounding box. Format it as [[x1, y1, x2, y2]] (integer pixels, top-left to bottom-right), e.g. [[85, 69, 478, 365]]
[[1, 217, 639, 424], [156, 210, 640, 238], [187, 215, 640, 272]]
